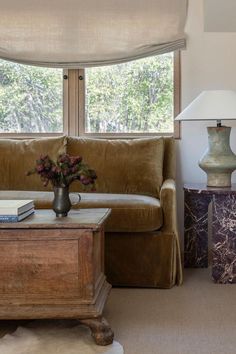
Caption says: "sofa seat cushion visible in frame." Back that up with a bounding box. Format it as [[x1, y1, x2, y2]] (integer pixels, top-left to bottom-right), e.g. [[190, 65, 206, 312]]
[[78, 193, 163, 232], [0, 191, 163, 232]]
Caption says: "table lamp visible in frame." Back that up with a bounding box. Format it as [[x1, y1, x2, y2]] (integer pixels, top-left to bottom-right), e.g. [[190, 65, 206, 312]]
[[175, 90, 236, 187]]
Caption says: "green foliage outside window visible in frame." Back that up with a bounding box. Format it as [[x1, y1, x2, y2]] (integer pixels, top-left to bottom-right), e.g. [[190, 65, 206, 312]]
[[85, 53, 174, 133], [0, 52, 174, 134], [0, 60, 63, 133]]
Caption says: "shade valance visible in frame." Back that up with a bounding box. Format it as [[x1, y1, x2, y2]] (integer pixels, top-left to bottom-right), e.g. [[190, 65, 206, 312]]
[[0, 0, 188, 68]]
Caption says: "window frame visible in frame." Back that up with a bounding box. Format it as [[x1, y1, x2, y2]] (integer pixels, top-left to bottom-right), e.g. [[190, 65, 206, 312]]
[[0, 52, 181, 139]]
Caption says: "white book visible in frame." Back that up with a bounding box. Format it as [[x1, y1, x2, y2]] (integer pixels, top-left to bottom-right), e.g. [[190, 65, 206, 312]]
[[0, 200, 34, 216], [0, 208, 35, 223]]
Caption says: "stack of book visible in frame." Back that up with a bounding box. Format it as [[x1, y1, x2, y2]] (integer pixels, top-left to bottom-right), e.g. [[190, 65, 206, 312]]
[[0, 200, 34, 223]]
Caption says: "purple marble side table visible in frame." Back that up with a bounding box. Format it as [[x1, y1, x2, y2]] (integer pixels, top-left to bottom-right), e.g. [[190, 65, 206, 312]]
[[184, 184, 236, 284]]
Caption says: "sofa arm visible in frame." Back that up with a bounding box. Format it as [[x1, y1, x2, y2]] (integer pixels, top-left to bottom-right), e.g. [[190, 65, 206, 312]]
[[160, 179, 177, 233], [160, 179, 183, 285]]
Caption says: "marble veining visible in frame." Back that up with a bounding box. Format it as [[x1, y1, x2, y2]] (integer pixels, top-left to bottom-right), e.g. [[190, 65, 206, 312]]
[[212, 194, 236, 283], [184, 185, 236, 284], [184, 190, 211, 268]]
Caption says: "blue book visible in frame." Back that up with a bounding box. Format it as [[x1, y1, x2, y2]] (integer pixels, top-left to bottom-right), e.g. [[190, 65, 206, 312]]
[[0, 208, 34, 223]]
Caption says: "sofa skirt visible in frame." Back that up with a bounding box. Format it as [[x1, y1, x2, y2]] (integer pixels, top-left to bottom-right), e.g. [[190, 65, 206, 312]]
[[105, 230, 180, 289]]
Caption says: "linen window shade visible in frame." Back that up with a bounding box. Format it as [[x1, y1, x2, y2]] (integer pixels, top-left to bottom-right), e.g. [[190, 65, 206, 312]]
[[0, 0, 188, 68]]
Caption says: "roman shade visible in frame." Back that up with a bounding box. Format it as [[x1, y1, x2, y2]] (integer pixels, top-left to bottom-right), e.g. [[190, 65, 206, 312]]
[[0, 0, 188, 68]]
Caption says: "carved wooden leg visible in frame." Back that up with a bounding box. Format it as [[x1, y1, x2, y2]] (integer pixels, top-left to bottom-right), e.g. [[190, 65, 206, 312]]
[[80, 317, 114, 346]]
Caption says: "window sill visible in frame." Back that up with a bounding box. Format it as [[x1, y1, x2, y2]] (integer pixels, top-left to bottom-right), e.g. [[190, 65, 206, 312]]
[[78, 132, 175, 139], [0, 133, 64, 139]]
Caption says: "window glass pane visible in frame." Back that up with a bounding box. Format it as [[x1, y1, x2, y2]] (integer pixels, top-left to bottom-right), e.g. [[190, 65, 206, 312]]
[[0, 60, 63, 133], [85, 53, 174, 134]]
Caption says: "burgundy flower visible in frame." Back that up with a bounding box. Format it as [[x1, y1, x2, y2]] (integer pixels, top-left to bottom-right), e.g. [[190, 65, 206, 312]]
[[36, 164, 44, 172], [58, 154, 71, 164], [71, 166, 78, 173], [70, 156, 82, 165], [80, 175, 92, 185], [27, 153, 97, 190]]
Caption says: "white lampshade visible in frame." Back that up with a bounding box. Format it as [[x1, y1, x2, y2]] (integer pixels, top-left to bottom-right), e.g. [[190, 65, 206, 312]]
[[175, 90, 236, 121]]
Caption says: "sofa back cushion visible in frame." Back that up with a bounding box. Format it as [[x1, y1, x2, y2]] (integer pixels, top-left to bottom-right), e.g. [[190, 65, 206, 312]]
[[67, 137, 164, 198], [0, 136, 67, 191], [163, 137, 176, 180]]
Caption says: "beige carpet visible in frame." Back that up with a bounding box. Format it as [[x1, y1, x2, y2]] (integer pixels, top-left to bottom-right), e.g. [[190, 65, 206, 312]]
[[0, 269, 235, 354], [0, 320, 123, 354], [104, 268, 236, 354]]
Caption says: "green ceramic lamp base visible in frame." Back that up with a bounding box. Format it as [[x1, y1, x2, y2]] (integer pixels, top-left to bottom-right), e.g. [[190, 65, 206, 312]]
[[199, 126, 236, 188], [206, 173, 232, 188]]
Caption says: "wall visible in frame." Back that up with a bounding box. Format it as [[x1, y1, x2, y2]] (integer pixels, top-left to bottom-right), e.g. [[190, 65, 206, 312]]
[[177, 0, 236, 238]]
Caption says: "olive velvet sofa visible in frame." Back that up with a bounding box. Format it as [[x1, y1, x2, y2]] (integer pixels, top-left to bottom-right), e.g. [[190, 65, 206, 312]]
[[0, 135, 182, 288]]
